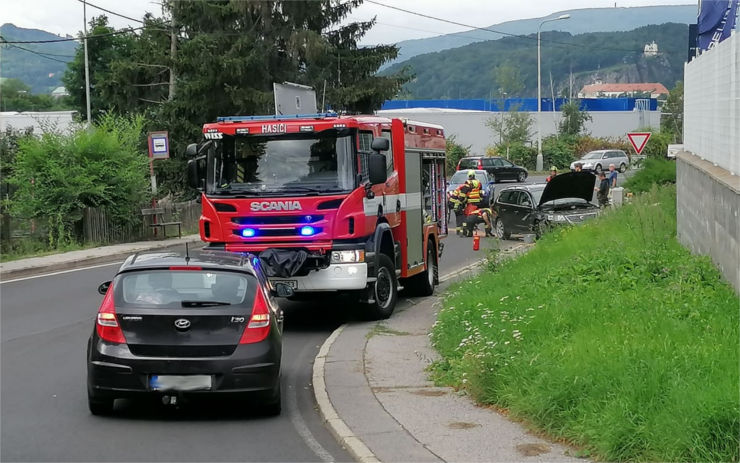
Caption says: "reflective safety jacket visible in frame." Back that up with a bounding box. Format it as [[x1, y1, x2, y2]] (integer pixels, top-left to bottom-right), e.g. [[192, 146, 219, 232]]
[[465, 179, 482, 204]]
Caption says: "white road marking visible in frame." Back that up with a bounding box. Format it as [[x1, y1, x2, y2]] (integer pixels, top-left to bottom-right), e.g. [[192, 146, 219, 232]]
[[287, 373, 335, 462], [0, 261, 122, 285]]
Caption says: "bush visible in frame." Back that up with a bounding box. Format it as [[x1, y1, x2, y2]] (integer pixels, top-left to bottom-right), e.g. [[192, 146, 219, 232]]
[[446, 135, 471, 174], [624, 157, 676, 194], [632, 129, 673, 158], [8, 114, 150, 247], [431, 186, 739, 462], [542, 134, 577, 170], [505, 142, 537, 170]]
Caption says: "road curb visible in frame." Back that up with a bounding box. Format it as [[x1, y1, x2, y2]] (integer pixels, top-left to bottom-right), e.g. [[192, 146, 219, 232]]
[[0, 235, 203, 282], [312, 324, 381, 463], [313, 242, 533, 463]]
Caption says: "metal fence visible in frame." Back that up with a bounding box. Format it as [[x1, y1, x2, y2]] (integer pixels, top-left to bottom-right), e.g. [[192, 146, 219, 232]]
[[684, 33, 740, 175]]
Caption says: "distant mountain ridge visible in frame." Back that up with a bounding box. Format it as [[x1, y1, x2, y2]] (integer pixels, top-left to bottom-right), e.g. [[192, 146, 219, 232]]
[[381, 5, 696, 70], [1, 23, 78, 93], [384, 23, 688, 100]]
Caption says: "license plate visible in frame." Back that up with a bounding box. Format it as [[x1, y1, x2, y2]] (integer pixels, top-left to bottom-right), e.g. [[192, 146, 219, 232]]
[[271, 279, 297, 289], [149, 375, 212, 391]]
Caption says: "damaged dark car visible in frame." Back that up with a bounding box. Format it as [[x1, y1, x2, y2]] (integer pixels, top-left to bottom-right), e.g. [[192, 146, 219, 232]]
[[492, 171, 600, 239]]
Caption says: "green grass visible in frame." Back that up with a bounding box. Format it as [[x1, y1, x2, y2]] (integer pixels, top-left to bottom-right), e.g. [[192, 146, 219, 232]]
[[431, 185, 739, 462]]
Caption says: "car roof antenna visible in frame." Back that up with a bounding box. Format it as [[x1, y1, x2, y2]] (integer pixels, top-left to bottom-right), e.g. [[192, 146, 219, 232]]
[[185, 242, 190, 264]]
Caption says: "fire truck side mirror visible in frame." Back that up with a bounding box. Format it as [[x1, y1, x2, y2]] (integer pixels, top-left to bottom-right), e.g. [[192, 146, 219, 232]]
[[371, 137, 389, 152], [368, 153, 387, 185], [187, 159, 202, 190], [185, 143, 198, 157]]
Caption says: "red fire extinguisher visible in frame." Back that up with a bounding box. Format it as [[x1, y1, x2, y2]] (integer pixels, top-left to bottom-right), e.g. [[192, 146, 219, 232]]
[[473, 233, 480, 251]]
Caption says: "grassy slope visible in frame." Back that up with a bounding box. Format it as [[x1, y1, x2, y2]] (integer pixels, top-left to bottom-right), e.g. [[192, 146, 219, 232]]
[[431, 186, 739, 462]]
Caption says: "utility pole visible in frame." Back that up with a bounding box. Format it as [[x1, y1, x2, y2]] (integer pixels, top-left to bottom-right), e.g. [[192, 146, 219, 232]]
[[83, 0, 92, 126], [168, 26, 176, 101]]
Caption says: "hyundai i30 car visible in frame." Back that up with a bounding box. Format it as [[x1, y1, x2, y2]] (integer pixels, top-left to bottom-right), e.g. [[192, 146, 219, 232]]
[[87, 251, 285, 416]]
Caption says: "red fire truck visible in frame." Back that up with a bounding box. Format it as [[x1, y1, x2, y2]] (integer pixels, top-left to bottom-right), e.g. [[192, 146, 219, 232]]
[[186, 113, 447, 319]]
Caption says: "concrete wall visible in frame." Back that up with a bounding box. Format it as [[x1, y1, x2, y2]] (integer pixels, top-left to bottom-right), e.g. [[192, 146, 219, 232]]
[[679, 33, 740, 294], [684, 33, 739, 175], [677, 151, 740, 294], [376, 108, 660, 155]]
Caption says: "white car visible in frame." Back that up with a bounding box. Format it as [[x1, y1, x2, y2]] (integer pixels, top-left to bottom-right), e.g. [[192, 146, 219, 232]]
[[570, 150, 629, 173]]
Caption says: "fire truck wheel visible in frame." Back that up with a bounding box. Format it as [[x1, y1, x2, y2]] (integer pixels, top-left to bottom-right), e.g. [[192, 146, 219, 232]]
[[405, 241, 437, 297], [367, 254, 398, 320]]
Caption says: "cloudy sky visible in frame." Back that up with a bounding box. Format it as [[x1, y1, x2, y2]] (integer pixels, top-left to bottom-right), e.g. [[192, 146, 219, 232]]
[[4, 0, 696, 44]]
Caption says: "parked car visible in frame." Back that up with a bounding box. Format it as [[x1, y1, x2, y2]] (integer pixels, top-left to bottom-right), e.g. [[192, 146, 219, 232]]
[[446, 169, 496, 207], [570, 149, 629, 173], [457, 156, 528, 183], [87, 250, 288, 416], [666, 144, 683, 159], [492, 171, 600, 239]]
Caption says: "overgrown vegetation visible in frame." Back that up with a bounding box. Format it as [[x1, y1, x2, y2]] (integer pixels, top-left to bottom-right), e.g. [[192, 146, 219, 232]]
[[445, 135, 471, 174], [7, 115, 150, 249], [430, 185, 739, 462], [624, 157, 676, 193]]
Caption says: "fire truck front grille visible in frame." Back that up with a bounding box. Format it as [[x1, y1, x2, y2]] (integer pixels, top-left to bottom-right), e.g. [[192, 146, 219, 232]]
[[232, 227, 323, 238], [232, 215, 324, 225]]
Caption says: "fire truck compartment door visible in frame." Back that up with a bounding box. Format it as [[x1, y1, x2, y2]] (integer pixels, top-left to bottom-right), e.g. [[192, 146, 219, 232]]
[[404, 151, 424, 269]]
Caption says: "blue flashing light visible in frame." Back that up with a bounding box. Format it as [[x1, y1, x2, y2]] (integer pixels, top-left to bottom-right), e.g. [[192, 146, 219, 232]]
[[299, 226, 316, 236], [241, 228, 256, 238]]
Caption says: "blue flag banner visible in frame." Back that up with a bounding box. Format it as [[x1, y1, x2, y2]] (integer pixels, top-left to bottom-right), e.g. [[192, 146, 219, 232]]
[[698, 0, 739, 51]]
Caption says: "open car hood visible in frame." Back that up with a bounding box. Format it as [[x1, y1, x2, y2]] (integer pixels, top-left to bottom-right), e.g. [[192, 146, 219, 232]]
[[538, 171, 596, 206]]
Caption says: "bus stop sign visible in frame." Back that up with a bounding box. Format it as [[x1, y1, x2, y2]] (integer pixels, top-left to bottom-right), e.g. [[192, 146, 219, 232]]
[[148, 131, 170, 159]]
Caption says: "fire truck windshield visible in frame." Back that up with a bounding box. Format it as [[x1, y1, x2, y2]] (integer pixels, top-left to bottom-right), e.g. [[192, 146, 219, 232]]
[[209, 130, 357, 196]]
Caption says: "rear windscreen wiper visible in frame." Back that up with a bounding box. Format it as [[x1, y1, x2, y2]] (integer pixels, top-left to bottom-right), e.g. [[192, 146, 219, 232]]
[[181, 300, 231, 307]]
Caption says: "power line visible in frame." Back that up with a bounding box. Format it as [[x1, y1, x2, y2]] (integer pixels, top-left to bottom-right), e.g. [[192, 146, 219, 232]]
[[77, 0, 145, 24], [0, 41, 71, 63], [364, 0, 642, 54], [0, 26, 146, 44]]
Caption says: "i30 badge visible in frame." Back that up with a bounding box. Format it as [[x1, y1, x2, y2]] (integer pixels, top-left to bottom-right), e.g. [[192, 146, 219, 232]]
[[174, 318, 191, 330]]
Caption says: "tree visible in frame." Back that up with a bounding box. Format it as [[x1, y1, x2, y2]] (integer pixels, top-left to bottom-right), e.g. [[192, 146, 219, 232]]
[[0, 78, 71, 111], [661, 81, 683, 143], [445, 135, 471, 173], [8, 115, 150, 247], [558, 100, 592, 136], [486, 108, 534, 146], [492, 63, 525, 97], [62, 16, 137, 121]]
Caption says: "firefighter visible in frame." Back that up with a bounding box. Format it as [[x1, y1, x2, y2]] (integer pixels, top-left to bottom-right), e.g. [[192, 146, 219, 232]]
[[462, 207, 495, 237], [448, 183, 470, 236], [464, 170, 483, 207]]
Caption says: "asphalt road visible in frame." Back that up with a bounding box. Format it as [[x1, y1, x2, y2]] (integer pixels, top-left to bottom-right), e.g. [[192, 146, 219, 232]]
[[0, 229, 498, 461]]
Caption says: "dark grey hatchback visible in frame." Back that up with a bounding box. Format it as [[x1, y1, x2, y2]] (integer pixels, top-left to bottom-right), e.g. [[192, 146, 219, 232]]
[[87, 251, 285, 416]]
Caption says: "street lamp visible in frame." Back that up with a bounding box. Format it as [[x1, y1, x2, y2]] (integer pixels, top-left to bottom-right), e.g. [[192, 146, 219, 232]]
[[537, 13, 570, 171]]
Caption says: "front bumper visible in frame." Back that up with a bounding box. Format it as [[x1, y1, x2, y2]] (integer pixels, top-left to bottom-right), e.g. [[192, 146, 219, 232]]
[[87, 338, 280, 398], [270, 262, 368, 291]]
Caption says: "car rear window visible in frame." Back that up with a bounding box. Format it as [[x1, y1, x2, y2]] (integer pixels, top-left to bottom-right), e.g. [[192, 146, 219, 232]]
[[450, 171, 486, 184], [117, 270, 253, 307], [458, 158, 478, 169]]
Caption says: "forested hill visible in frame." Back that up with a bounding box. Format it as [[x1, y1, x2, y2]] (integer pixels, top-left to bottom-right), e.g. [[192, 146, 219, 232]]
[[385, 23, 688, 99], [0, 24, 77, 93], [381, 5, 695, 70]]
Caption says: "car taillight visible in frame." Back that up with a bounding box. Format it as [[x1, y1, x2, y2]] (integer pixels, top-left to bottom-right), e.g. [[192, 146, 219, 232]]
[[239, 288, 271, 344], [96, 283, 126, 344], [477, 160, 483, 169]]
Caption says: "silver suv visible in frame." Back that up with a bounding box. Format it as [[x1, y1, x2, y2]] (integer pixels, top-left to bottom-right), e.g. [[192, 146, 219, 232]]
[[570, 150, 629, 173]]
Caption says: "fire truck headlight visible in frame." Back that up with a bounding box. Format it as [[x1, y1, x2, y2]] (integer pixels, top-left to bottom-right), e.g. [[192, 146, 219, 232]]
[[331, 250, 365, 264], [241, 228, 256, 237]]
